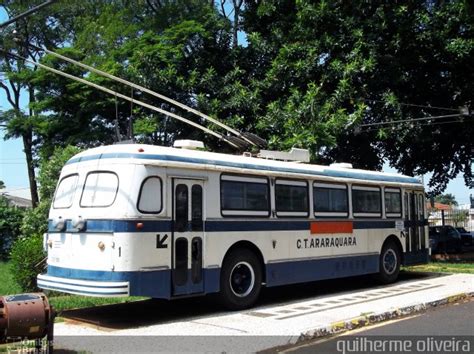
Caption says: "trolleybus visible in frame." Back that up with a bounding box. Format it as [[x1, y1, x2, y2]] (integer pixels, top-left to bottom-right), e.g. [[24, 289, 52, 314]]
[[38, 141, 429, 309]]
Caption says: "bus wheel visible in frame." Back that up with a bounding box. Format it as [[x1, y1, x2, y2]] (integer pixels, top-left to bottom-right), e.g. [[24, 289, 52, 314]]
[[376, 241, 401, 284], [219, 248, 262, 310]]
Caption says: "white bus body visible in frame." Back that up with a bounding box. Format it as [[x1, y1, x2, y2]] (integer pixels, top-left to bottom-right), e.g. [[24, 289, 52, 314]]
[[37, 144, 429, 309]]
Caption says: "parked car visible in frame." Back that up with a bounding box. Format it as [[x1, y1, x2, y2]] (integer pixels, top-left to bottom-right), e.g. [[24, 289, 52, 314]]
[[429, 226, 463, 254], [455, 227, 473, 247]]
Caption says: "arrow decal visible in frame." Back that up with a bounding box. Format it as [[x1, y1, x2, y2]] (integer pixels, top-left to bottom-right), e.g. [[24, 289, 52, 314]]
[[156, 234, 168, 249]]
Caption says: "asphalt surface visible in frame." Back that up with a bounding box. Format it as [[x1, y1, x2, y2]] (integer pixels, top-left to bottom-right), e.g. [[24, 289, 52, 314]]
[[282, 298, 474, 354]]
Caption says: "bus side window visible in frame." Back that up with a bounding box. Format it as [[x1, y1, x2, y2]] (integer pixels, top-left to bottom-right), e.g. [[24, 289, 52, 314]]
[[137, 176, 163, 214]]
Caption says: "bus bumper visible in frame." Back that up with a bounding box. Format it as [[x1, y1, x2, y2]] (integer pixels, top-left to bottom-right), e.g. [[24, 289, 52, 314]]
[[37, 274, 129, 297]]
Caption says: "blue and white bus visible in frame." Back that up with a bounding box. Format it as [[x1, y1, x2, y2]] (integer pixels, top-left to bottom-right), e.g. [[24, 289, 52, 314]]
[[37, 141, 429, 309]]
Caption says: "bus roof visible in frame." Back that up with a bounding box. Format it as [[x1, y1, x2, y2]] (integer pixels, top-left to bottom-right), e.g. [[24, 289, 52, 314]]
[[66, 144, 422, 185]]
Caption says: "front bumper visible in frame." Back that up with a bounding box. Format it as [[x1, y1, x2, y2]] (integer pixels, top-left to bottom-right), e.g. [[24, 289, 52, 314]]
[[37, 274, 129, 297]]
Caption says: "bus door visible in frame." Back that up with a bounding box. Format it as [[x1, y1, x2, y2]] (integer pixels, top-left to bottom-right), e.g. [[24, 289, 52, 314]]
[[417, 193, 426, 250], [405, 191, 420, 252], [172, 178, 204, 296]]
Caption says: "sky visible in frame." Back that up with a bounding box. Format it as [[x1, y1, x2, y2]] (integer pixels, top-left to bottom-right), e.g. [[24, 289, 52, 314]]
[[0, 6, 472, 205]]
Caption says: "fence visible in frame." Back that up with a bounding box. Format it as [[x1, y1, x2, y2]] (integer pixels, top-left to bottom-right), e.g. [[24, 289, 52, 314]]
[[428, 208, 474, 231]]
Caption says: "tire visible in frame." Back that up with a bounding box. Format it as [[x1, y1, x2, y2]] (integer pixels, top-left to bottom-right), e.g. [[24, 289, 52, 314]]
[[376, 241, 401, 284], [218, 248, 262, 310]]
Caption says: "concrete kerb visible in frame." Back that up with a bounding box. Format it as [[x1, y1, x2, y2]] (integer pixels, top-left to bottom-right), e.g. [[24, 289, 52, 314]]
[[296, 292, 474, 343]]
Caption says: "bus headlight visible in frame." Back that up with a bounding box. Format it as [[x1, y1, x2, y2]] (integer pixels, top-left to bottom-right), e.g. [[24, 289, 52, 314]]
[[98, 241, 105, 251], [72, 216, 86, 232], [53, 217, 65, 232]]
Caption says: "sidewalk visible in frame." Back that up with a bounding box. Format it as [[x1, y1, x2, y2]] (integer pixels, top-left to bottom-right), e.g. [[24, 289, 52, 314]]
[[53, 272, 474, 352]]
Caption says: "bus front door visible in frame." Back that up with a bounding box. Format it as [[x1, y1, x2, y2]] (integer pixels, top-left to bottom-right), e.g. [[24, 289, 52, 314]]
[[172, 179, 204, 296]]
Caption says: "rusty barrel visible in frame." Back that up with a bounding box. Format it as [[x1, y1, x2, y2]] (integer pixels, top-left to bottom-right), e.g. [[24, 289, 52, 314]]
[[0, 293, 54, 343]]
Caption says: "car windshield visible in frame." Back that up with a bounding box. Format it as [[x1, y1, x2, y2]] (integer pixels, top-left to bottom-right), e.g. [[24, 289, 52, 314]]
[[456, 227, 467, 233]]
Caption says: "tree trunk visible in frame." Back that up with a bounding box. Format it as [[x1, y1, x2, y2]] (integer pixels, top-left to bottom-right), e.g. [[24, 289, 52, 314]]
[[22, 130, 39, 208]]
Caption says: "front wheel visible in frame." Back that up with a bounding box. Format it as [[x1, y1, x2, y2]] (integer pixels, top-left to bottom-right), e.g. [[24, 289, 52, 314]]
[[376, 241, 401, 284], [219, 248, 262, 310]]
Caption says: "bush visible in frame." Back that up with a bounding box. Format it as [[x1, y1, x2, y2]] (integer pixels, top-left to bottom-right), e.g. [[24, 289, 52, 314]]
[[0, 198, 25, 260], [9, 234, 46, 292]]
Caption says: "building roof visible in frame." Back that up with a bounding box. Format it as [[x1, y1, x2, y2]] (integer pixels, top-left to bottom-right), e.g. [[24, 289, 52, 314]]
[[426, 202, 452, 211]]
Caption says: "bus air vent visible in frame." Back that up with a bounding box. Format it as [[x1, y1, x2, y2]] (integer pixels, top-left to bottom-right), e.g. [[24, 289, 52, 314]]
[[257, 148, 310, 163], [330, 162, 353, 169], [173, 140, 205, 150]]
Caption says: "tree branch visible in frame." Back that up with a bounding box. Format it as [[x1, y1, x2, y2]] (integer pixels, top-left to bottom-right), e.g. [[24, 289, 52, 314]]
[[0, 81, 15, 107]]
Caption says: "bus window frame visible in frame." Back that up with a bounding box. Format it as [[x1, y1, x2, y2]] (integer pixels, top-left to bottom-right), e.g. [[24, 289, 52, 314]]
[[313, 181, 349, 218], [79, 170, 120, 208], [220, 173, 270, 218], [384, 187, 402, 218], [53, 173, 79, 209], [136, 176, 163, 214], [351, 184, 382, 218], [274, 178, 309, 218]]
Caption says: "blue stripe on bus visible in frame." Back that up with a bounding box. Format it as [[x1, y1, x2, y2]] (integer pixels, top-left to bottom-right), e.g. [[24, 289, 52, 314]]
[[44, 265, 171, 298], [42, 253, 381, 298], [266, 254, 379, 287], [48, 219, 415, 233], [66, 152, 421, 184], [48, 219, 172, 233]]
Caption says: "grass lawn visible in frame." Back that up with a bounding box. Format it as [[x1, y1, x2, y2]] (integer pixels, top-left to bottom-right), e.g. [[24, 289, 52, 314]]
[[0, 261, 146, 313], [403, 261, 474, 274], [0, 261, 22, 295]]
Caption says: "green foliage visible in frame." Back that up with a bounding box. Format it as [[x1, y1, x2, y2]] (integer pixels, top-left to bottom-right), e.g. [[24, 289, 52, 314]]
[[9, 234, 45, 292], [434, 193, 458, 206], [0, 198, 25, 260], [242, 0, 473, 192], [1, 0, 472, 201]]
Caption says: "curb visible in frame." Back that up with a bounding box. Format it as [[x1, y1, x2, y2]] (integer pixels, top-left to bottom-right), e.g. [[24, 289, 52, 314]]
[[297, 292, 474, 342]]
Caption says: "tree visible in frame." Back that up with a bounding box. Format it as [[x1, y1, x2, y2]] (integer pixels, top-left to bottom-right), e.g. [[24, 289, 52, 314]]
[[452, 210, 467, 227], [0, 180, 4, 189], [241, 0, 473, 194], [434, 193, 458, 206], [0, 0, 77, 207]]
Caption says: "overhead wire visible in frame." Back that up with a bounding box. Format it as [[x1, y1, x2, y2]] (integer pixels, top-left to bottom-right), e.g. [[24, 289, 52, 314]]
[[25, 42, 261, 147], [1, 49, 242, 149]]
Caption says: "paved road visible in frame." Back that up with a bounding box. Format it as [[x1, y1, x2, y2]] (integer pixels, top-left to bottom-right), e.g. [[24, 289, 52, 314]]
[[283, 298, 474, 354]]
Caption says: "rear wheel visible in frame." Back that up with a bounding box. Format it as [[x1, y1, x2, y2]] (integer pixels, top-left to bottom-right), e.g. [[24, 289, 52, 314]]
[[219, 248, 262, 310], [376, 241, 401, 284]]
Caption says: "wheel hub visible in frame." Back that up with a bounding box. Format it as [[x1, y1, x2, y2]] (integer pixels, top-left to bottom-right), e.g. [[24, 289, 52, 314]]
[[229, 261, 255, 298]]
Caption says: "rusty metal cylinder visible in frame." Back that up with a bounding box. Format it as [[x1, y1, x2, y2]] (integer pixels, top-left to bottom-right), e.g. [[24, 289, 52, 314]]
[[0, 293, 53, 343]]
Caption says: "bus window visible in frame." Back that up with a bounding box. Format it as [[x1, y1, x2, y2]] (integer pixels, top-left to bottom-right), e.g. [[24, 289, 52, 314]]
[[275, 179, 308, 217], [174, 237, 188, 286], [80, 172, 119, 208], [191, 185, 203, 231], [191, 237, 203, 284], [313, 182, 348, 217], [352, 185, 382, 217], [53, 174, 78, 209], [220, 174, 270, 216], [175, 184, 188, 232], [385, 188, 402, 218], [137, 177, 162, 213]]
